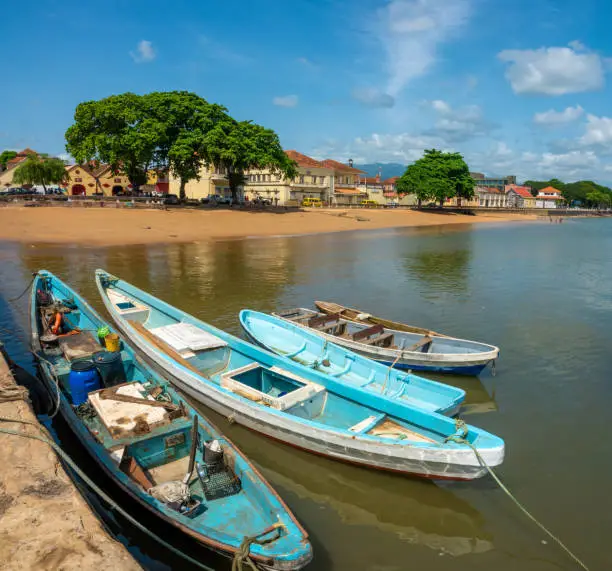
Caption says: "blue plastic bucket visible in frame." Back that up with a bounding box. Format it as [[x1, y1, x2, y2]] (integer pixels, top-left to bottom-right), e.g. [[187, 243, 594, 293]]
[[68, 360, 101, 405]]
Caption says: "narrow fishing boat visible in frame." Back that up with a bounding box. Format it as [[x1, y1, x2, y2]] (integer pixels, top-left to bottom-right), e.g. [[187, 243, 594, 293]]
[[240, 310, 465, 416], [95, 269, 504, 480], [278, 308, 499, 376], [31, 270, 312, 571], [315, 300, 447, 337]]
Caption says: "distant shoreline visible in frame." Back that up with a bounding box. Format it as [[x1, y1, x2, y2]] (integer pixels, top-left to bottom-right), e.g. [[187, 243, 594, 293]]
[[0, 205, 539, 247]]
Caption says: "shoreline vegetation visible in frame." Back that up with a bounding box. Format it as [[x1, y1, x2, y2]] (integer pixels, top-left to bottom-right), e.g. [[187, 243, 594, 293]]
[[0, 205, 539, 246]]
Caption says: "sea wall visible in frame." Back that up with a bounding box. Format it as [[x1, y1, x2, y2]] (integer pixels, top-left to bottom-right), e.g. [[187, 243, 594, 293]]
[[0, 347, 141, 570]]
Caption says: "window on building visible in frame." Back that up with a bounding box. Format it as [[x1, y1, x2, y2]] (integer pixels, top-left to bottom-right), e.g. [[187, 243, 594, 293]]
[[276, 174, 282, 181], [75, 177, 82, 182], [299, 175, 305, 184], [114, 178, 121, 183], [266, 174, 270, 182], [312, 175, 317, 184]]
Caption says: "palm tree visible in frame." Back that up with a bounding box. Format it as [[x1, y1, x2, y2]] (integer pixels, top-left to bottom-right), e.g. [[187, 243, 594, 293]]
[[12, 154, 68, 192]]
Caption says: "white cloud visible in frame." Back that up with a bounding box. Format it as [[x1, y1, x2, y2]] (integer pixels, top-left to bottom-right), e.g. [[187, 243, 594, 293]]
[[425, 100, 490, 141], [130, 40, 156, 63], [579, 114, 612, 146], [352, 88, 395, 108], [376, 0, 472, 96], [272, 95, 299, 108], [498, 44, 604, 95], [534, 105, 584, 125]]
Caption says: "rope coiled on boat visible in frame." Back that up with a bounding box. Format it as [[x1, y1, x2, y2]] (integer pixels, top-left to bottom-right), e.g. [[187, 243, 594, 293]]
[[232, 523, 285, 571], [0, 415, 216, 571], [445, 419, 590, 571]]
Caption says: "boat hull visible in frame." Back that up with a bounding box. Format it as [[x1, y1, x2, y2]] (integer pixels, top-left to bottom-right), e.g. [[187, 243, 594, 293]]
[[111, 318, 499, 481], [31, 273, 312, 571]]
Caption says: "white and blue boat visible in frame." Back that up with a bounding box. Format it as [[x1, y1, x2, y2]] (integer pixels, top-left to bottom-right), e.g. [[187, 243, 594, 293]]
[[95, 270, 504, 481], [273, 308, 499, 376], [240, 310, 465, 416], [31, 270, 312, 570]]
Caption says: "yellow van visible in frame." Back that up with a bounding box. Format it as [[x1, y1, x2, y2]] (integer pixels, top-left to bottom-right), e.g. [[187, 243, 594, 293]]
[[360, 199, 378, 208], [302, 197, 323, 207]]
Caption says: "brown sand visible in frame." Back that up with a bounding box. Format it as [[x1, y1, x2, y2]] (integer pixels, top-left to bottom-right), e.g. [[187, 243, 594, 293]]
[[0, 205, 537, 246], [0, 352, 141, 570]]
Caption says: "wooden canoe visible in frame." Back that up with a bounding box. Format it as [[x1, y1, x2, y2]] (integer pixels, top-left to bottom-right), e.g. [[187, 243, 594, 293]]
[[314, 301, 448, 337]]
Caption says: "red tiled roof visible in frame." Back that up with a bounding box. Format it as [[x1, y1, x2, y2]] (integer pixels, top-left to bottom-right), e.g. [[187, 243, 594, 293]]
[[383, 176, 400, 184], [285, 150, 323, 168], [476, 186, 502, 194], [320, 159, 366, 174], [509, 187, 533, 198], [361, 176, 383, 185]]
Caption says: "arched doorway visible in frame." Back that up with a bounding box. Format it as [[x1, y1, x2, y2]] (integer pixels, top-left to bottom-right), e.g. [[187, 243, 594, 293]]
[[112, 185, 123, 196], [71, 184, 86, 196]]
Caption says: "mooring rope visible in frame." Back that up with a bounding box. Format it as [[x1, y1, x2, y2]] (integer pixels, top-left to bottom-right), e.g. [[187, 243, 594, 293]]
[[231, 523, 284, 571], [8, 273, 38, 303], [445, 419, 589, 571], [0, 415, 216, 571]]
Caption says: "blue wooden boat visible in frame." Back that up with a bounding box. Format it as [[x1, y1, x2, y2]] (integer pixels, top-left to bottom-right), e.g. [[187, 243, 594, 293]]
[[31, 270, 312, 570], [240, 310, 465, 416], [95, 269, 505, 481], [277, 307, 499, 376]]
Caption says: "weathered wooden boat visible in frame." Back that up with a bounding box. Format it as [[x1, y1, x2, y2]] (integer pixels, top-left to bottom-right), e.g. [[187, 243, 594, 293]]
[[31, 270, 312, 570], [277, 308, 499, 376], [95, 269, 504, 480], [240, 310, 465, 416], [315, 300, 447, 336]]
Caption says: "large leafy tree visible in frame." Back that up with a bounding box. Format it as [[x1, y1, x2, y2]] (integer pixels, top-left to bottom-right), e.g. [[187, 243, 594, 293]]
[[65, 93, 162, 193], [205, 120, 298, 202], [396, 149, 474, 207], [0, 150, 17, 171], [145, 91, 232, 200], [12, 154, 68, 191]]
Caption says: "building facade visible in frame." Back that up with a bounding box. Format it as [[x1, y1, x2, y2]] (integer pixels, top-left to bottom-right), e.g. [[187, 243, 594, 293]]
[[535, 186, 564, 208], [471, 172, 517, 191], [320, 159, 367, 206], [168, 165, 230, 200], [0, 148, 37, 189], [474, 186, 507, 207], [506, 185, 536, 208]]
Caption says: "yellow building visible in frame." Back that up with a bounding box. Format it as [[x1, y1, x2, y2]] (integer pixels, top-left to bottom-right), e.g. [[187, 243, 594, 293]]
[[320, 159, 368, 205], [0, 148, 37, 189], [244, 151, 333, 206], [168, 165, 229, 200], [65, 164, 166, 196]]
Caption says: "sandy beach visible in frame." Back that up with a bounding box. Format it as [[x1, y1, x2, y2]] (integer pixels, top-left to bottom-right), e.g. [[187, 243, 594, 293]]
[[0, 205, 537, 246]]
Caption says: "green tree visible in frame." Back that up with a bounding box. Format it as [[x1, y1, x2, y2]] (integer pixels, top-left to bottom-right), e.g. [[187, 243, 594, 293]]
[[12, 154, 68, 191], [205, 120, 298, 202], [146, 91, 232, 200], [65, 93, 162, 193], [396, 149, 474, 207], [0, 150, 17, 171]]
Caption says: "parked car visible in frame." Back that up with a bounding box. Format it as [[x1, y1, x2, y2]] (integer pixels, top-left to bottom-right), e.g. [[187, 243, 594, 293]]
[[302, 197, 323, 207], [163, 194, 180, 205], [6, 187, 33, 195], [360, 199, 378, 208], [253, 196, 272, 206]]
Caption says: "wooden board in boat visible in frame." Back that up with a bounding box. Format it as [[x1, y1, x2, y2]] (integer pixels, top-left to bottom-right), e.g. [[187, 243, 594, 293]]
[[314, 301, 447, 337], [368, 419, 436, 443]]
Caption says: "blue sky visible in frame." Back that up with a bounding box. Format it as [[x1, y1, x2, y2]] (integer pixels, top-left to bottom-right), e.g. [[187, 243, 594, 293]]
[[3, 0, 612, 183]]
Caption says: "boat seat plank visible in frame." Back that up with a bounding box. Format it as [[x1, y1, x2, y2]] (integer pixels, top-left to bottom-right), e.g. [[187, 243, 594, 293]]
[[406, 336, 433, 352], [352, 324, 384, 342], [368, 419, 436, 443], [361, 332, 394, 347], [308, 313, 340, 329], [129, 321, 203, 376]]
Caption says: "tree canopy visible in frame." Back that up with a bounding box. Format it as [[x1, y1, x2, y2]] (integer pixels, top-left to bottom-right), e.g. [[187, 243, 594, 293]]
[[12, 154, 68, 191], [65, 91, 297, 200], [396, 149, 474, 206], [524, 178, 612, 207], [0, 150, 17, 171]]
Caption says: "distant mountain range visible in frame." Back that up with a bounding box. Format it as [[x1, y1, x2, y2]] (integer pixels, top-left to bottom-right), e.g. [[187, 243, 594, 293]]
[[355, 163, 406, 179]]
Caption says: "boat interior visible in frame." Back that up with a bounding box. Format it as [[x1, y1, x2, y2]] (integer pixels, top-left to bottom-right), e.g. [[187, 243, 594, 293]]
[[35, 279, 285, 538], [277, 308, 486, 355], [103, 284, 452, 444]]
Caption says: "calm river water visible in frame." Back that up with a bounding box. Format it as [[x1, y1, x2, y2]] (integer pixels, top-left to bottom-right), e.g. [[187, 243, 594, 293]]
[[1, 218, 610, 571]]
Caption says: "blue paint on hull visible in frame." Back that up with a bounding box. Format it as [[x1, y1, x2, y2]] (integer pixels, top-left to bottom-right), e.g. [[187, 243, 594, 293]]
[[388, 361, 490, 376]]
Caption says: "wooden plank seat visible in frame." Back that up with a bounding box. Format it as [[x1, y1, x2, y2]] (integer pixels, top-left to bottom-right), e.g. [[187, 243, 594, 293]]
[[406, 336, 433, 353], [362, 332, 394, 347], [308, 313, 341, 330], [352, 324, 384, 341]]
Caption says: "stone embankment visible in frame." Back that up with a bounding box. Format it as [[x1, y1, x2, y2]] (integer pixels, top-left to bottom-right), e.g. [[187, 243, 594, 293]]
[[0, 346, 141, 571]]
